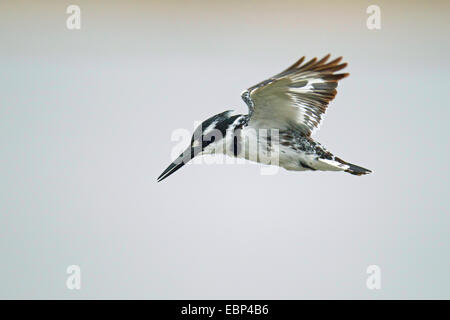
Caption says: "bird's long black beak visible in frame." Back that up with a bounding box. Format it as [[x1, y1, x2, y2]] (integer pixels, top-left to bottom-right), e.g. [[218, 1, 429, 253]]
[[157, 147, 196, 182]]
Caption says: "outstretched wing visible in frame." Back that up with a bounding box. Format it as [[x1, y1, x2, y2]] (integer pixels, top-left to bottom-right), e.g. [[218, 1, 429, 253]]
[[241, 55, 349, 136]]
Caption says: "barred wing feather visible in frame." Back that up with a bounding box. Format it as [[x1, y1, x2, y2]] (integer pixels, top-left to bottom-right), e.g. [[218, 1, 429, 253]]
[[241, 55, 349, 136]]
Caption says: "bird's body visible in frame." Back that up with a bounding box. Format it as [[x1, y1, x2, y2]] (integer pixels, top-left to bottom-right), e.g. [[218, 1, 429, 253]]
[[158, 55, 371, 182], [199, 111, 367, 175]]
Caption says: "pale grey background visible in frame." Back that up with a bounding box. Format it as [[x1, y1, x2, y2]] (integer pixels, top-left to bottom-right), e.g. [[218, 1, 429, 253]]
[[0, 0, 449, 299]]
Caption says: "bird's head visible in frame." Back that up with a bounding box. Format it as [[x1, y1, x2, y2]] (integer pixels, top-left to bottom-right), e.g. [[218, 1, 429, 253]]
[[157, 110, 240, 182]]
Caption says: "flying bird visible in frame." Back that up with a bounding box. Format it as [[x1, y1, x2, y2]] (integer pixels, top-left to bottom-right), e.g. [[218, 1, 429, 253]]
[[157, 55, 371, 182]]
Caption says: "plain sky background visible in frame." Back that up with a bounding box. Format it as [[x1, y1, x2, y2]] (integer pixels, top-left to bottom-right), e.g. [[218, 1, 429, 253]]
[[0, 0, 449, 299]]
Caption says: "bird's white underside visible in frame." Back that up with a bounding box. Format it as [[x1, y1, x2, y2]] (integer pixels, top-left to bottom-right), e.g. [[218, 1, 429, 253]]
[[202, 123, 347, 172]]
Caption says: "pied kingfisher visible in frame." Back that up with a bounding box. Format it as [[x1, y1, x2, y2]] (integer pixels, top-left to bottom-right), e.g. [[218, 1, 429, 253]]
[[157, 55, 371, 182]]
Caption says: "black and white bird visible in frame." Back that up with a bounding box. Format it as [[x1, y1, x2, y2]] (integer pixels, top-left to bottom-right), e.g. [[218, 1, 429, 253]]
[[157, 55, 371, 182]]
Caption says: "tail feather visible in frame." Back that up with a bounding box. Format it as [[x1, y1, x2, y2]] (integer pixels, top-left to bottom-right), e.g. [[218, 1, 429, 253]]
[[332, 156, 372, 176], [316, 156, 372, 175], [344, 162, 372, 176]]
